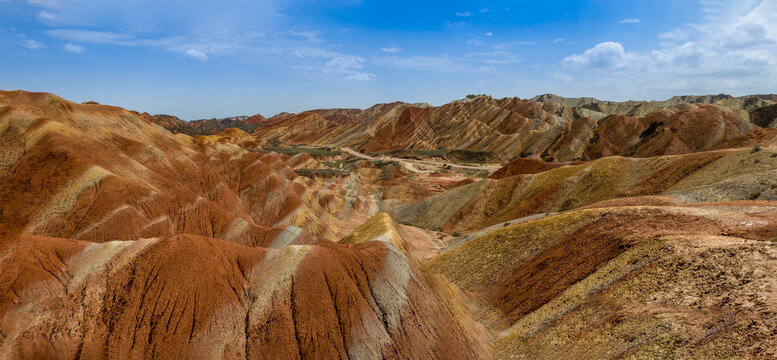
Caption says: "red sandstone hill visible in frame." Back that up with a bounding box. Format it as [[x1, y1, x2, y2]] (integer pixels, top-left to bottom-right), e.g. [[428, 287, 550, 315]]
[[149, 114, 269, 135], [0, 90, 485, 359], [250, 94, 767, 161]]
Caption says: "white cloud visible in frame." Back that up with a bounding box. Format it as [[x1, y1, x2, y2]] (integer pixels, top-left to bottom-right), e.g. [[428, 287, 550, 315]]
[[47, 29, 133, 44], [289, 30, 323, 42], [374, 55, 464, 72], [562, 41, 627, 69], [619, 18, 641, 24], [658, 28, 692, 41], [557, 0, 777, 99], [553, 38, 564, 43], [467, 51, 521, 65], [550, 72, 573, 82], [475, 65, 497, 73], [46, 29, 290, 59], [63, 43, 85, 53], [19, 39, 44, 50], [37, 10, 56, 20], [185, 49, 208, 61], [480, 8, 489, 13], [323, 56, 364, 74], [345, 73, 375, 81], [27, 0, 58, 8], [720, 0, 777, 48], [382, 46, 401, 53], [484, 32, 493, 37], [455, 11, 471, 17]]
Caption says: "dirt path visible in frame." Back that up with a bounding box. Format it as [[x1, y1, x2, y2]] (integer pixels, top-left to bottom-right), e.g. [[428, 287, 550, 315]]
[[341, 147, 501, 171]]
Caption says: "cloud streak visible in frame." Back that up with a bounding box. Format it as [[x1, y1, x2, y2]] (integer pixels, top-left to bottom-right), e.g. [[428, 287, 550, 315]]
[[185, 49, 207, 61], [63, 42, 84, 53], [19, 39, 44, 49], [381, 46, 401, 53]]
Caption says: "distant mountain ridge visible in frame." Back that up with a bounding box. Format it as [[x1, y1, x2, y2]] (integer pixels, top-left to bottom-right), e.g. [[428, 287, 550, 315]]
[[147, 93, 777, 160], [246, 93, 774, 161], [531, 93, 777, 119], [149, 114, 268, 135]]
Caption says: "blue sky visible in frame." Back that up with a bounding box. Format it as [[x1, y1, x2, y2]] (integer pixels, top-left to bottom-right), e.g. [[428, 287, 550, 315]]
[[1, 0, 775, 119]]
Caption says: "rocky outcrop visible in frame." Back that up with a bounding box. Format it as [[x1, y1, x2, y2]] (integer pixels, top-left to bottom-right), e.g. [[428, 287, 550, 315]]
[[749, 103, 777, 128]]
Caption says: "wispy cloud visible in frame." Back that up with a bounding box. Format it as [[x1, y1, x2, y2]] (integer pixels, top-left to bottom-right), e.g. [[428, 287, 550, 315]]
[[553, 38, 565, 43], [381, 46, 401, 53], [46, 29, 302, 60], [484, 32, 493, 37], [323, 56, 365, 74], [289, 30, 323, 42], [619, 18, 641, 24], [455, 11, 471, 17], [37, 10, 56, 20], [345, 73, 375, 81], [550, 71, 572, 82], [27, 0, 58, 8], [658, 28, 692, 41], [467, 51, 521, 65], [185, 49, 208, 61], [374, 55, 465, 72], [491, 41, 534, 50], [19, 39, 44, 50], [47, 29, 138, 44], [480, 8, 489, 13], [63, 43, 84, 53]]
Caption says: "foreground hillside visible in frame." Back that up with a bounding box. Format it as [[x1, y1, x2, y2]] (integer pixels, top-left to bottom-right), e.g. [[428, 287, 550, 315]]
[[2, 90, 777, 359]]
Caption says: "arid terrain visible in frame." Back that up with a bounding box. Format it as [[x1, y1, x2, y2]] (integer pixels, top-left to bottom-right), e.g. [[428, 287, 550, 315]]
[[2, 89, 777, 359]]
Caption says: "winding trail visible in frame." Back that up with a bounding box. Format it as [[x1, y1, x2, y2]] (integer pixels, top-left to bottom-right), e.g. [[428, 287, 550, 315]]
[[341, 147, 501, 171]]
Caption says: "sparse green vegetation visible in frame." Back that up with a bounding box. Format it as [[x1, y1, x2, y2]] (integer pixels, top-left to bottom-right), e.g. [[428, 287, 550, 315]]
[[366, 149, 497, 163], [260, 145, 341, 157], [293, 169, 349, 178], [370, 159, 402, 168]]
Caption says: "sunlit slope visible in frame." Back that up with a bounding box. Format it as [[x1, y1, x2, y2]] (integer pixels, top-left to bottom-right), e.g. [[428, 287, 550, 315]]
[[0, 90, 370, 245], [428, 204, 777, 359], [395, 147, 777, 233]]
